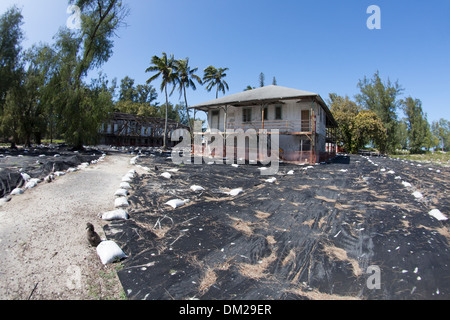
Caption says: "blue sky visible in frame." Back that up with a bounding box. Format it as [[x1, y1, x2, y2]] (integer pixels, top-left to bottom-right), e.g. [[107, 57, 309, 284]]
[[1, 0, 449, 123]]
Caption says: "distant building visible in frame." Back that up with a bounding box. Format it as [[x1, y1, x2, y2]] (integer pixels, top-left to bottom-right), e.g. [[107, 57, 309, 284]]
[[190, 85, 339, 163], [99, 112, 188, 147]]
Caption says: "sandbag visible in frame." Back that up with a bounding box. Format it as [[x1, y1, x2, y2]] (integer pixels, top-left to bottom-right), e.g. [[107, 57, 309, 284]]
[[120, 182, 131, 190], [115, 197, 129, 208], [165, 199, 187, 209], [190, 185, 205, 192], [225, 188, 243, 196], [96, 241, 128, 265], [101, 209, 129, 221], [161, 172, 171, 179], [114, 189, 128, 197], [428, 209, 448, 221], [11, 188, 24, 196], [122, 176, 132, 183]]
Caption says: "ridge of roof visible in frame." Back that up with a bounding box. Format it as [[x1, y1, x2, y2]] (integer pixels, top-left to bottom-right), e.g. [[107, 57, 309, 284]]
[[190, 85, 320, 109]]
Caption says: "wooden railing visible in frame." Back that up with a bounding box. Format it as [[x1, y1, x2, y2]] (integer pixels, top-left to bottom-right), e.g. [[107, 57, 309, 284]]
[[226, 120, 312, 132]]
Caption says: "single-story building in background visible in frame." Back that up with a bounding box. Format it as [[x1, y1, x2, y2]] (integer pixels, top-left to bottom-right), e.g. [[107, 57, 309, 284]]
[[99, 112, 188, 147], [190, 85, 338, 163]]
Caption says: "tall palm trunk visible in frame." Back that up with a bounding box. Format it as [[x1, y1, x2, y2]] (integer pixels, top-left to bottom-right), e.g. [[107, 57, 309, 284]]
[[163, 83, 169, 149], [183, 84, 193, 136]]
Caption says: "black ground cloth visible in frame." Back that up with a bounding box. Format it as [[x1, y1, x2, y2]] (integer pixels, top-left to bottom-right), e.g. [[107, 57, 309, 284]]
[[0, 146, 103, 198], [104, 152, 449, 300]]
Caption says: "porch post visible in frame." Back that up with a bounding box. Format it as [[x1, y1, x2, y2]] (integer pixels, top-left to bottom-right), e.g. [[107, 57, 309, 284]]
[[261, 105, 265, 130]]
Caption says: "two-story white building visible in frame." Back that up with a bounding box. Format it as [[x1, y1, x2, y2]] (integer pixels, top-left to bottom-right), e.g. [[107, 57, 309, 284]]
[[190, 85, 338, 163]]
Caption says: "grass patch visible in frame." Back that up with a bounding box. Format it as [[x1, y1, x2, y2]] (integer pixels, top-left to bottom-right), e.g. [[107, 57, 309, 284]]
[[394, 152, 450, 165]]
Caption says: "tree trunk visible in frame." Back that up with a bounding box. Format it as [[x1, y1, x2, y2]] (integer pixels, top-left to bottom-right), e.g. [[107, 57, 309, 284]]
[[163, 83, 169, 150], [183, 85, 193, 137]]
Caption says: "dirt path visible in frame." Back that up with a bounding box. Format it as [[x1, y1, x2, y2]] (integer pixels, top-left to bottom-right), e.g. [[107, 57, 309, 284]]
[[0, 153, 133, 300]]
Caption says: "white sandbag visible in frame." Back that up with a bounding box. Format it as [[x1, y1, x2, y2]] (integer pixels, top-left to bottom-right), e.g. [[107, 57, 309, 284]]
[[428, 209, 448, 221], [122, 176, 132, 183], [130, 156, 138, 165], [265, 177, 277, 183], [114, 189, 128, 197], [11, 188, 24, 196], [161, 172, 172, 179], [167, 169, 179, 172], [115, 197, 129, 208], [96, 240, 127, 265], [101, 209, 129, 221], [412, 191, 423, 199], [402, 181, 412, 188], [190, 185, 205, 192], [67, 168, 78, 173], [120, 182, 132, 190], [165, 199, 187, 209], [25, 179, 39, 189], [54, 171, 66, 177], [225, 188, 243, 196], [20, 173, 31, 182]]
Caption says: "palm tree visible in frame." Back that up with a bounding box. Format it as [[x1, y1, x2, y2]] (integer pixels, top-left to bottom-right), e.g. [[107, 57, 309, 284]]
[[173, 58, 202, 133], [203, 66, 229, 99], [145, 52, 176, 149]]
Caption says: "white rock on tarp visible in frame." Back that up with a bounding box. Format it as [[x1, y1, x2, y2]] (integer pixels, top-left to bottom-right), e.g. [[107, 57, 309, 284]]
[[287, 170, 295, 175], [428, 209, 448, 221], [96, 240, 128, 265], [232, 164, 239, 168], [101, 209, 129, 221], [339, 169, 348, 173], [11, 188, 24, 196], [190, 185, 205, 192], [165, 199, 188, 209], [225, 188, 243, 197], [161, 172, 172, 179], [115, 197, 129, 208], [114, 189, 128, 197], [387, 170, 395, 174], [167, 169, 179, 172]]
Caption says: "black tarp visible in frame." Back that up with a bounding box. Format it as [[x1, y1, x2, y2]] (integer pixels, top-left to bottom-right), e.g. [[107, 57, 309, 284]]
[[104, 153, 449, 300]]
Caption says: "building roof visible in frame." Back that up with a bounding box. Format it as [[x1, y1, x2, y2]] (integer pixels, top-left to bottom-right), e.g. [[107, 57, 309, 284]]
[[190, 85, 338, 127]]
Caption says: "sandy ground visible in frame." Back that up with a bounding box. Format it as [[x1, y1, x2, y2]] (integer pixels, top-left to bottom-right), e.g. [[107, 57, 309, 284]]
[[0, 153, 132, 300]]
